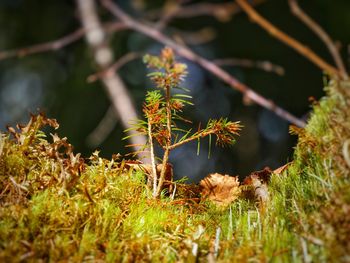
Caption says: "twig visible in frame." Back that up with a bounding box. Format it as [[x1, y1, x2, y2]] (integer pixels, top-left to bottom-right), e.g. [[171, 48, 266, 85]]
[[288, 0, 348, 79], [156, 84, 172, 197], [301, 234, 324, 246], [0, 28, 84, 60], [0, 134, 5, 157], [76, 0, 148, 161], [171, 183, 177, 200], [236, 0, 341, 78], [9, 176, 28, 192], [300, 237, 312, 263], [87, 52, 141, 83], [168, 126, 235, 151], [147, 119, 158, 197], [192, 242, 199, 258], [100, 0, 306, 127], [0, 184, 10, 199], [154, 0, 180, 30], [0, 22, 127, 61], [86, 52, 143, 147], [147, 0, 266, 28], [172, 27, 216, 46], [214, 58, 285, 76], [86, 106, 117, 148], [342, 139, 350, 169], [214, 227, 221, 258]]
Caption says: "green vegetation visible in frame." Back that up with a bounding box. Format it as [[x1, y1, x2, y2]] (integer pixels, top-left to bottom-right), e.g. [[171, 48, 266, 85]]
[[127, 48, 240, 198], [1, 76, 349, 262]]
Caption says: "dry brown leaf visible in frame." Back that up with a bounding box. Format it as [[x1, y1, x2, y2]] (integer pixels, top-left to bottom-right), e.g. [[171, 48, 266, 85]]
[[273, 162, 291, 175], [241, 163, 290, 205], [243, 167, 272, 185], [199, 173, 241, 206], [243, 167, 272, 203]]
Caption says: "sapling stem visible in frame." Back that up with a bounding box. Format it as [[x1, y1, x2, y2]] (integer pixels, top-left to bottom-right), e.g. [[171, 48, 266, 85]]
[[147, 119, 158, 197], [156, 85, 172, 197]]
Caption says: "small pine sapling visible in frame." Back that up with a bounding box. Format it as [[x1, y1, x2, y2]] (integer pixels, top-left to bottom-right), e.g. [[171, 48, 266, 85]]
[[126, 47, 241, 198]]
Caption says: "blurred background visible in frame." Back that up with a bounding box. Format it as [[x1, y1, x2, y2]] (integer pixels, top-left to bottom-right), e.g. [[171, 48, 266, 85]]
[[0, 0, 349, 182]]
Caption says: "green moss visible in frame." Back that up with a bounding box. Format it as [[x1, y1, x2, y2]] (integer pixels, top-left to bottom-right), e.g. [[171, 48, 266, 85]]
[[0, 80, 349, 262]]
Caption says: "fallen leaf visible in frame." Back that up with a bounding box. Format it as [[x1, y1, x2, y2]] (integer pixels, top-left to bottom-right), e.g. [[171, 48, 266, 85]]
[[243, 167, 271, 203], [199, 173, 241, 206], [243, 167, 272, 185], [273, 162, 291, 175]]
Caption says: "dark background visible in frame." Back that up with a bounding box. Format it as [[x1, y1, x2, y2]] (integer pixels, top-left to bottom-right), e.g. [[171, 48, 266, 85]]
[[0, 0, 349, 182]]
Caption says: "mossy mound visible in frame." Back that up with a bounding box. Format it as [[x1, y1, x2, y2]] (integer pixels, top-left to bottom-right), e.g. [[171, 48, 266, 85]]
[[0, 80, 349, 262]]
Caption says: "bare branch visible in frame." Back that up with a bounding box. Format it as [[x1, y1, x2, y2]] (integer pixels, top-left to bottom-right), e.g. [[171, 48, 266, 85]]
[[288, 0, 348, 79], [0, 28, 84, 60], [235, 0, 341, 78], [0, 22, 127, 61], [214, 58, 285, 76], [87, 52, 141, 83], [100, 0, 306, 127], [76, 0, 148, 161], [148, 0, 266, 29], [172, 27, 217, 46], [153, 1, 180, 30], [86, 52, 143, 147], [86, 106, 117, 148]]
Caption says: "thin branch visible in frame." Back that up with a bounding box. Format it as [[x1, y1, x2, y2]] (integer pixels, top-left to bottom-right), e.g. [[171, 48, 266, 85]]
[[147, 0, 266, 29], [172, 27, 216, 46], [76, 0, 148, 161], [0, 22, 127, 61], [100, 0, 306, 127], [86, 106, 117, 148], [87, 52, 141, 83], [235, 0, 341, 78], [85, 52, 143, 147], [147, 120, 158, 197], [0, 28, 84, 60], [156, 85, 172, 198], [214, 58, 285, 76], [154, 1, 180, 30], [288, 0, 348, 79], [168, 130, 213, 151]]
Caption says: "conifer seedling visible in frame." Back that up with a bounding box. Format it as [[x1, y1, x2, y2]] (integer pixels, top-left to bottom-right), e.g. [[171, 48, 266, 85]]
[[126, 47, 241, 198]]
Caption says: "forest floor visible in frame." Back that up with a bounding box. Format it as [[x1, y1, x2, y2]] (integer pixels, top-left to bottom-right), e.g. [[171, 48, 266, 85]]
[[0, 79, 349, 262]]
